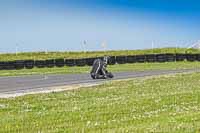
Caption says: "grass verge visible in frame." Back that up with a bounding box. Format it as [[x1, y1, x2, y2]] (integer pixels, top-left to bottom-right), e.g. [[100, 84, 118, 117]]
[[0, 72, 200, 132], [0, 61, 200, 77], [0, 47, 199, 61]]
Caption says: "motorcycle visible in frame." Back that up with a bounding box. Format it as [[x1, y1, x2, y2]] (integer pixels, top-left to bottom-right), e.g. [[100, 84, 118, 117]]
[[91, 71, 114, 79]]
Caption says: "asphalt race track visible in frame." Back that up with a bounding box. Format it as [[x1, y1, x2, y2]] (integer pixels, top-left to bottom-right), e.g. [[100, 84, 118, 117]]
[[0, 69, 199, 95]]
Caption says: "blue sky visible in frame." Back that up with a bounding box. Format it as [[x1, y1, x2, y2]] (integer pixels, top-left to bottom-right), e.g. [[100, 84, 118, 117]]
[[0, 0, 200, 53]]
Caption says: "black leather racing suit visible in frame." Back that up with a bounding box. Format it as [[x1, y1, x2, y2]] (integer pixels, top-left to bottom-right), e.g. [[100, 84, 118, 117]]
[[90, 59, 108, 79]]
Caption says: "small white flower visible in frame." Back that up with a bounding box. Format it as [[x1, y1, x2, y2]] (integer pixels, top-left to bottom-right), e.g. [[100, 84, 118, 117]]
[[86, 121, 91, 126], [94, 122, 98, 126], [0, 104, 7, 109]]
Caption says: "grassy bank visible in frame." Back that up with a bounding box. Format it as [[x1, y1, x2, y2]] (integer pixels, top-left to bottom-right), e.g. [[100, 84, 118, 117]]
[[0, 72, 200, 132], [0, 61, 200, 77], [0, 47, 199, 61]]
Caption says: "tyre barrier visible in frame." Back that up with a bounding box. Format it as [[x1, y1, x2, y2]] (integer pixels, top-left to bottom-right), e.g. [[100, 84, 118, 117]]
[[55, 58, 65, 67], [0, 61, 15, 70], [85, 58, 96, 66], [35, 60, 46, 68], [186, 54, 198, 62], [127, 56, 136, 63], [175, 54, 187, 61], [145, 54, 156, 62], [135, 55, 145, 63], [65, 59, 75, 67], [24, 60, 34, 69], [108, 56, 116, 65], [14, 60, 25, 69], [165, 54, 175, 62], [197, 54, 200, 61], [2, 53, 200, 70], [0, 62, 4, 70], [46, 59, 55, 68], [74, 59, 86, 66], [156, 54, 166, 62], [116, 56, 127, 64]]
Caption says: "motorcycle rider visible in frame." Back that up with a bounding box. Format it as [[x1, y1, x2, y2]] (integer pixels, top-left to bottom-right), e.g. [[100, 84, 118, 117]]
[[90, 56, 113, 79]]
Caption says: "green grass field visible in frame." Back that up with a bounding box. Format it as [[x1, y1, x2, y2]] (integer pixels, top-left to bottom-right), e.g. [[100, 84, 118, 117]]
[[0, 47, 200, 61], [0, 72, 200, 132], [0, 61, 200, 77]]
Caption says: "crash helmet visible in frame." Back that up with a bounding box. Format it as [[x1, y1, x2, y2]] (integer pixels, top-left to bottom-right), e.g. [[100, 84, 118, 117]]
[[103, 56, 110, 65]]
